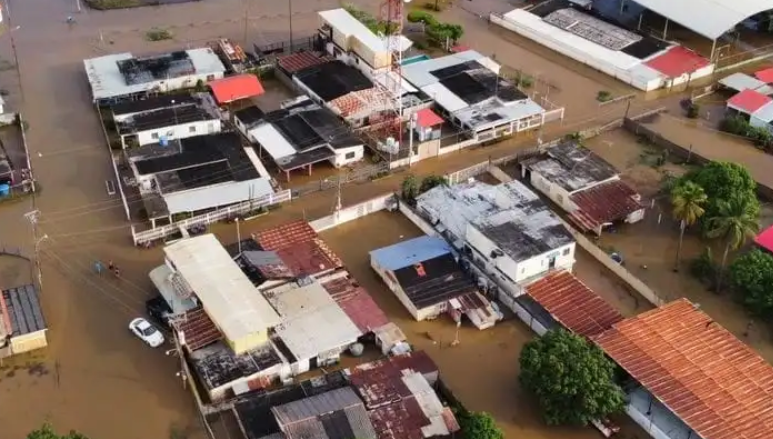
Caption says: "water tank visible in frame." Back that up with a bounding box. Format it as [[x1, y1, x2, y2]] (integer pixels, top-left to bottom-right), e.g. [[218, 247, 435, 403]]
[[160, 136, 168, 147], [0, 183, 9, 197], [349, 343, 365, 357]]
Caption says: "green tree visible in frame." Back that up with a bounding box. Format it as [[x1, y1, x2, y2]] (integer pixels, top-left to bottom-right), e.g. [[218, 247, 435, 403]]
[[419, 175, 447, 194], [681, 161, 759, 224], [401, 175, 420, 205], [458, 411, 504, 439], [407, 10, 438, 27], [729, 248, 773, 316], [27, 423, 89, 439], [671, 181, 707, 271], [519, 329, 625, 426], [707, 196, 759, 292]]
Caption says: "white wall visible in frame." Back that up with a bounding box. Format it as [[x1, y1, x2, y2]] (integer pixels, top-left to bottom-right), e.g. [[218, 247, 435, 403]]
[[370, 258, 421, 320], [529, 170, 576, 213], [331, 145, 364, 167], [309, 193, 394, 232], [132, 119, 222, 147]]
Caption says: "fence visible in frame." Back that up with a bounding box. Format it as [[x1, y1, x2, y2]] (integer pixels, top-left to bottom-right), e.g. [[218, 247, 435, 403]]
[[253, 35, 317, 59], [292, 162, 390, 197], [309, 193, 394, 233], [131, 189, 292, 244]]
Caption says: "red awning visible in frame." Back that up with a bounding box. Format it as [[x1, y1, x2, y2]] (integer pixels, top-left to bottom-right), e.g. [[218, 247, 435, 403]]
[[209, 74, 265, 105], [415, 108, 443, 128]]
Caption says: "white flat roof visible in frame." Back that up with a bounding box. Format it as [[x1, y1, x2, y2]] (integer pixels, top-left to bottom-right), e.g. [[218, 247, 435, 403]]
[[162, 178, 274, 215], [422, 82, 469, 113], [629, 0, 772, 40], [753, 101, 773, 123], [319, 9, 387, 56], [268, 282, 361, 361], [250, 123, 297, 159], [164, 234, 282, 342], [149, 264, 199, 315], [401, 50, 489, 88], [720, 72, 767, 92]]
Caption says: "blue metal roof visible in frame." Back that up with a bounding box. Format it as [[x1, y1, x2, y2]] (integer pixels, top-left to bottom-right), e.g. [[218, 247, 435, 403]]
[[369, 235, 452, 272]]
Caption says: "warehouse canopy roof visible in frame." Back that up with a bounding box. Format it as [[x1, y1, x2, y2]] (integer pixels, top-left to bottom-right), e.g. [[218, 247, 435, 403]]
[[630, 0, 773, 40]]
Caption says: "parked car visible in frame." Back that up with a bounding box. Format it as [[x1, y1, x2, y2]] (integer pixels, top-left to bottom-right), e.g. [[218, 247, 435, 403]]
[[145, 295, 173, 328], [129, 317, 165, 348]]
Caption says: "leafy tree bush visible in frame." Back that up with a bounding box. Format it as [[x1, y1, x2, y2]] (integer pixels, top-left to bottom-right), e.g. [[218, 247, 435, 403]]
[[343, 4, 398, 34], [401, 175, 420, 205], [407, 10, 438, 27], [406, 10, 463, 46], [690, 247, 716, 285], [27, 423, 89, 439], [679, 161, 759, 225], [720, 114, 749, 136], [671, 181, 707, 270], [419, 175, 447, 194], [729, 248, 773, 317], [596, 90, 613, 102], [686, 102, 700, 119], [706, 196, 759, 292], [457, 411, 504, 439], [519, 329, 625, 426]]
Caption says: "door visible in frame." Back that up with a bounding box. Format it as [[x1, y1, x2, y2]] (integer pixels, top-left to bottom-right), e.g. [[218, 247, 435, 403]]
[[548, 256, 556, 269]]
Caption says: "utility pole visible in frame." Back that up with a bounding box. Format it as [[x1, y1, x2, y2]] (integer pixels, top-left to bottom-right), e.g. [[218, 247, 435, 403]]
[[24, 210, 46, 288], [288, 0, 294, 52], [242, 0, 249, 45]]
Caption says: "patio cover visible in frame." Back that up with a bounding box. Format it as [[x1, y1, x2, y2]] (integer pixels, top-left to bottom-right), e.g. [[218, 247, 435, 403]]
[[629, 0, 772, 40]]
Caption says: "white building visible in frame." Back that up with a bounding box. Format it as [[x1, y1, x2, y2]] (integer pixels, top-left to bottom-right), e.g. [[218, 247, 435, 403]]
[[84, 48, 226, 103], [416, 180, 576, 298], [111, 94, 198, 123], [401, 50, 548, 142], [523, 141, 645, 235], [125, 132, 274, 225], [115, 103, 221, 148]]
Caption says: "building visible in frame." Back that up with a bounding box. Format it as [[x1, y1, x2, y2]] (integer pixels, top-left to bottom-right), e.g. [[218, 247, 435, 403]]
[[524, 141, 645, 235], [264, 280, 362, 375], [0, 284, 48, 357], [401, 50, 547, 141], [208, 74, 265, 106], [110, 94, 198, 123], [416, 180, 576, 297], [234, 105, 265, 138], [163, 234, 282, 354], [320, 271, 392, 336], [349, 351, 459, 439], [248, 100, 365, 180], [272, 387, 378, 439], [84, 48, 226, 103], [718, 72, 773, 95], [125, 132, 274, 223], [369, 235, 497, 328], [275, 51, 333, 89], [593, 299, 773, 439], [114, 101, 221, 148], [511, 270, 623, 337], [412, 108, 444, 142], [728, 88, 773, 118]]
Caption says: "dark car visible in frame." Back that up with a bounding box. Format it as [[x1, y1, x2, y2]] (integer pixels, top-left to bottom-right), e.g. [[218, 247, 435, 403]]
[[145, 295, 173, 328]]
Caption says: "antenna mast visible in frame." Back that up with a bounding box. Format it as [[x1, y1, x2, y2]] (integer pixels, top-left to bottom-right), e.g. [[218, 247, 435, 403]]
[[373, 0, 407, 158]]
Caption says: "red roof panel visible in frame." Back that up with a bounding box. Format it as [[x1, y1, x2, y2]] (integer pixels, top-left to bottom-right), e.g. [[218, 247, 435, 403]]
[[594, 299, 773, 439], [277, 51, 332, 74], [755, 224, 773, 253], [175, 308, 222, 351], [415, 108, 443, 128], [755, 67, 773, 84], [644, 46, 711, 78], [727, 89, 772, 114], [323, 276, 390, 333], [256, 220, 318, 251], [569, 179, 642, 232], [527, 270, 624, 337], [209, 74, 265, 104]]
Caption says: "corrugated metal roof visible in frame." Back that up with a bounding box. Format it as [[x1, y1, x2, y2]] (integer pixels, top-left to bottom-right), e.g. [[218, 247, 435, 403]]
[[256, 220, 318, 251], [350, 352, 438, 408], [175, 308, 223, 351], [569, 179, 642, 231], [719, 72, 767, 92], [727, 89, 773, 115], [209, 74, 265, 104], [594, 299, 773, 439], [753, 102, 773, 124], [267, 282, 362, 361], [624, 0, 772, 39], [164, 234, 282, 346], [322, 275, 390, 333], [1, 284, 46, 336], [643, 46, 710, 78], [370, 236, 452, 272], [163, 178, 274, 216], [250, 123, 297, 160], [277, 51, 333, 74], [527, 271, 623, 338], [272, 387, 377, 439]]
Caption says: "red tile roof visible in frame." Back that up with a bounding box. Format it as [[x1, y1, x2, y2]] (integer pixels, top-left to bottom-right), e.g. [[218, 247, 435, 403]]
[[209, 74, 265, 105], [569, 179, 642, 232], [755, 224, 773, 253], [256, 220, 318, 251], [527, 271, 624, 337], [644, 46, 711, 78], [175, 308, 222, 351], [323, 276, 390, 333], [727, 89, 773, 114], [277, 51, 332, 74], [593, 299, 773, 439], [256, 221, 343, 276], [329, 88, 385, 118], [755, 67, 773, 84], [415, 108, 443, 128]]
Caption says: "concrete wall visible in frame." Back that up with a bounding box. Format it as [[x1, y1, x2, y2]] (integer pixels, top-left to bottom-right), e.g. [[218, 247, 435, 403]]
[[132, 119, 221, 147], [509, 299, 549, 336], [331, 145, 364, 168], [370, 257, 422, 320], [398, 203, 438, 237], [10, 330, 48, 354], [529, 170, 575, 213], [309, 193, 394, 232]]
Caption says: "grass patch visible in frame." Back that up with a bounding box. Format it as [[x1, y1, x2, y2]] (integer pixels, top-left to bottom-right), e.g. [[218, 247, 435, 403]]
[[145, 28, 173, 42], [86, 0, 144, 9]]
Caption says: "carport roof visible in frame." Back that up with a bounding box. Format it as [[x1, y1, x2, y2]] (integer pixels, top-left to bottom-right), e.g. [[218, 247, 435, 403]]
[[629, 0, 773, 40]]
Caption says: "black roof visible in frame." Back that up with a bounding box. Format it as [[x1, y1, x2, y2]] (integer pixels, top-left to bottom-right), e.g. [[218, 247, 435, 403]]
[[111, 94, 196, 116], [275, 145, 334, 171], [234, 370, 349, 439], [235, 106, 265, 127], [295, 60, 373, 102], [191, 343, 282, 390], [117, 105, 213, 133], [133, 132, 260, 191], [435, 62, 527, 105], [393, 253, 478, 309], [479, 221, 574, 262], [263, 103, 361, 152], [2, 284, 46, 336]]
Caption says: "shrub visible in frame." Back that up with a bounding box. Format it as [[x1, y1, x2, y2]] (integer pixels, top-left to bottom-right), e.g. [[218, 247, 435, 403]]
[[686, 102, 700, 119], [690, 247, 716, 285], [596, 90, 613, 102], [719, 114, 750, 136], [423, 1, 442, 11], [407, 10, 438, 26], [519, 75, 534, 88], [145, 28, 173, 42]]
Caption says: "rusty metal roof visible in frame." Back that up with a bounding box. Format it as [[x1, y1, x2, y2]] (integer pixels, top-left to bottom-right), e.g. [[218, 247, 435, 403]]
[[569, 179, 642, 232], [277, 51, 333, 74], [175, 308, 223, 351], [322, 276, 390, 333], [594, 299, 773, 439], [368, 397, 427, 439], [350, 352, 438, 408], [256, 220, 319, 251], [527, 271, 624, 338], [256, 221, 343, 275]]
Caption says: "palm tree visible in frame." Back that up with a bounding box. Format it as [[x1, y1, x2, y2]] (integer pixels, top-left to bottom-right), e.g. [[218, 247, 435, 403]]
[[671, 182, 707, 271], [707, 196, 759, 292]]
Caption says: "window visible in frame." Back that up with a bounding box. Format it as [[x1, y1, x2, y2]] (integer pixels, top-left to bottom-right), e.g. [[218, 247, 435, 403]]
[[206, 74, 215, 81], [151, 132, 159, 140], [189, 125, 196, 133], [345, 151, 356, 160], [562, 247, 570, 256]]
